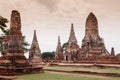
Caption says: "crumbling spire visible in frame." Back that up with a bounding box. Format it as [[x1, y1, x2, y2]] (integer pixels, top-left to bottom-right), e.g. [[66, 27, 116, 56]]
[[33, 30, 38, 42], [85, 12, 99, 38], [68, 23, 77, 44], [55, 36, 63, 60], [30, 30, 41, 52], [29, 30, 42, 64], [10, 10, 21, 29], [8, 10, 22, 50], [56, 36, 62, 52], [111, 47, 115, 56]]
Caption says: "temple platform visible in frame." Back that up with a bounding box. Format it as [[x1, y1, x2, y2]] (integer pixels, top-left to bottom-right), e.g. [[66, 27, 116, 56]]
[[0, 66, 43, 76]]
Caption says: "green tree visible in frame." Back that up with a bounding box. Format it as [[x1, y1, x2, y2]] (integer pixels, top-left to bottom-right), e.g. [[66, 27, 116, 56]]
[[0, 16, 9, 52], [0, 16, 9, 35], [0, 35, 5, 51], [61, 42, 68, 52], [22, 36, 30, 53], [42, 51, 55, 59]]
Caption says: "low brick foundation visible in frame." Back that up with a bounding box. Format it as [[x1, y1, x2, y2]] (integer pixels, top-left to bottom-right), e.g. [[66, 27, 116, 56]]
[[0, 66, 44, 76]]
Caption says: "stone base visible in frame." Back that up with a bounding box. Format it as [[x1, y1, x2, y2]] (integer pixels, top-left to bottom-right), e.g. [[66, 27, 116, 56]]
[[0, 51, 44, 76], [0, 66, 44, 76]]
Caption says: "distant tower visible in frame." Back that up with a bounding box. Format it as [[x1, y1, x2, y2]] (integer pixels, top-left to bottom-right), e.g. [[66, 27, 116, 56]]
[[82, 12, 110, 58], [111, 47, 115, 56], [55, 36, 63, 60], [29, 30, 42, 65], [64, 23, 79, 62], [68, 23, 77, 44]]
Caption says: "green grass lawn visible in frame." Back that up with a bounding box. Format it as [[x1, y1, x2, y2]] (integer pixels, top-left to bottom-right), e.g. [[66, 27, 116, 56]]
[[15, 66, 120, 80], [44, 66, 120, 73], [16, 71, 120, 80]]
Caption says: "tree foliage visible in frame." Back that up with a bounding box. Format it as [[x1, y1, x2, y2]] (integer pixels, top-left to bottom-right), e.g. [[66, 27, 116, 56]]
[[22, 36, 30, 53], [0, 16, 9, 52], [61, 42, 68, 52], [0, 16, 9, 35], [42, 51, 55, 59]]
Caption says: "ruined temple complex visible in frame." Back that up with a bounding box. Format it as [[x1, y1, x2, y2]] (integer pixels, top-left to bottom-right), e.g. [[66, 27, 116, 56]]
[[0, 10, 120, 76], [29, 30, 42, 66], [55, 12, 120, 63]]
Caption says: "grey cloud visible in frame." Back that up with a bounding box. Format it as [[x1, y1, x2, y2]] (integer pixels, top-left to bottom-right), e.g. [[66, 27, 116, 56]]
[[35, 0, 59, 13]]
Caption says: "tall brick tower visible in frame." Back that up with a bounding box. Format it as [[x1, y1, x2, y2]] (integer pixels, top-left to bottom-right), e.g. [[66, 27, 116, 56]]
[[81, 12, 110, 58]]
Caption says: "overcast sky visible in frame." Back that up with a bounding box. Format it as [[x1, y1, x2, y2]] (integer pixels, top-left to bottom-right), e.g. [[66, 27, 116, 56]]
[[0, 0, 120, 56]]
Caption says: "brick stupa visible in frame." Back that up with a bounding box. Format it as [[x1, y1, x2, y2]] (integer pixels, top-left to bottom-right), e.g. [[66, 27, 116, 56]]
[[63, 23, 79, 62], [55, 36, 63, 60], [29, 30, 42, 66]]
